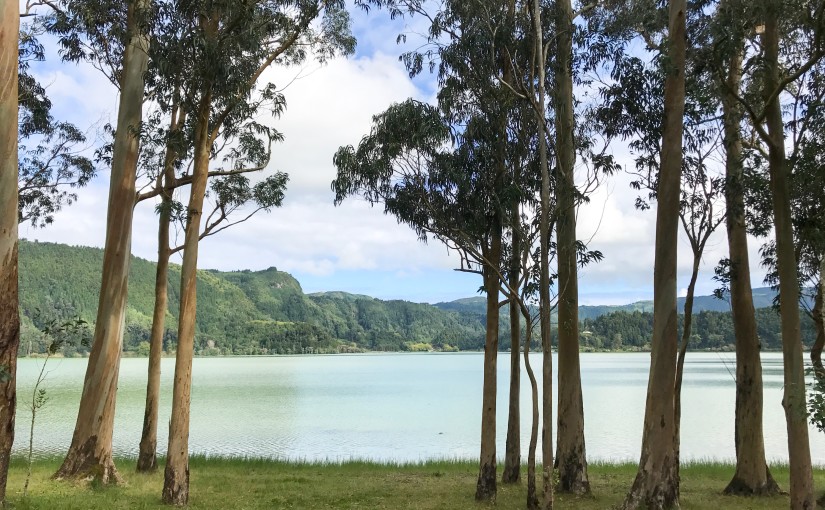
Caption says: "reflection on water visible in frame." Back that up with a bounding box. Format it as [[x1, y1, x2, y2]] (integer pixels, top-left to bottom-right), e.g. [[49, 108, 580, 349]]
[[13, 352, 824, 463]]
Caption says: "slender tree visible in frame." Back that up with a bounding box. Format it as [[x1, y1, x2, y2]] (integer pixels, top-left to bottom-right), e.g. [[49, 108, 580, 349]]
[[0, 0, 21, 502], [54, 0, 151, 482], [553, 0, 589, 494], [622, 0, 685, 507], [712, 8, 779, 492], [762, 12, 814, 504], [162, 1, 353, 502]]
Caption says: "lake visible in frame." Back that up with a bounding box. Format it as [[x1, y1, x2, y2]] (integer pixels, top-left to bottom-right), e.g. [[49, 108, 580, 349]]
[[12, 352, 825, 464]]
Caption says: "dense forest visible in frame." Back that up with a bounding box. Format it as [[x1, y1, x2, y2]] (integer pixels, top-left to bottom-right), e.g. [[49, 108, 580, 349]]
[[19, 240, 816, 356]]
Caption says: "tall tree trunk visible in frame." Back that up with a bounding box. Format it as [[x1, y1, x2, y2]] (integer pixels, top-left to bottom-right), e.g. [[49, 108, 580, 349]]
[[475, 225, 502, 502], [162, 92, 211, 506], [0, 1, 21, 502], [762, 12, 814, 509], [720, 40, 778, 496], [522, 308, 539, 510], [553, 0, 588, 494], [621, 0, 685, 508], [137, 103, 185, 474], [136, 183, 173, 473], [531, 0, 554, 506], [502, 214, 521, 485], [55, 0, 149, 482]]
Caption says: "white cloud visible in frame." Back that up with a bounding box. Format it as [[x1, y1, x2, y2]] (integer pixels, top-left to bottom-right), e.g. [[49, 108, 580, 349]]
[[20, 13, 775, 305]]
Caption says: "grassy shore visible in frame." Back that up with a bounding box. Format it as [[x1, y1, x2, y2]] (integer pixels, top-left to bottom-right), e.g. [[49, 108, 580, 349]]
[[4, 457, 823, 509]]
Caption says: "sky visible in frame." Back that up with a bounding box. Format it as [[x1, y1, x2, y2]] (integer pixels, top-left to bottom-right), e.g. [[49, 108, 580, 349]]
[[18, 3, 773, 306]]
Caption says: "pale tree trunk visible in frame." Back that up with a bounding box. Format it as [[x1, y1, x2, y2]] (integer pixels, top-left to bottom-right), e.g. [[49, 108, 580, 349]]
[[522, 308, 539, 510], [762, 12, 814, 509], [137, 103, 185, 474], [621, 0, 685, 508], [502, 215, 521, 484], [720, 40, 778, 496], [162, 92, 212, 506], [532, 0, 554, 506], [0, 0, 21, 502], [553, 0, 588, 494], [55, 0, 149, 483], [475, 225, 502, 502], [136, 179, 172, 473]]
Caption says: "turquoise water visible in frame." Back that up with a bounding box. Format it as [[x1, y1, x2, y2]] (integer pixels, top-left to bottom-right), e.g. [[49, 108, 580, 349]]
[[12, 352, 824, 463]]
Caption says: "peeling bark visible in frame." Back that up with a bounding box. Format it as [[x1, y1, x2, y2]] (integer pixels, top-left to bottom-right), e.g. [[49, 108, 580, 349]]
[[553, 0, 588, 495], [502, 215, 521, 485], [0, 2, 20, 501], [762, 12, 814, 509], [719, 37, 778, 497], [55, 0, 149, 483], [475, 228, 502, 503], [137, 102, 185, 474], [162, 91, 212, 506], [622, 0, 685, 508]]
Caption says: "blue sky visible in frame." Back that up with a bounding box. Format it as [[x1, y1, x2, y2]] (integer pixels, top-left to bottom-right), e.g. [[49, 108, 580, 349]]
[[19, 2, 770, 305]]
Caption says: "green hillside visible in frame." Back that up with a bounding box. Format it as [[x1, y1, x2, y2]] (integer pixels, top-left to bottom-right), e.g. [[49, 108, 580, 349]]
[[18, 240, 488, 355], [18, 240, 814, 357]]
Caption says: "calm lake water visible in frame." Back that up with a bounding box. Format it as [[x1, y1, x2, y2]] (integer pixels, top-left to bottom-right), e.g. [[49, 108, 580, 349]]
[[12, 352, 825, 463]]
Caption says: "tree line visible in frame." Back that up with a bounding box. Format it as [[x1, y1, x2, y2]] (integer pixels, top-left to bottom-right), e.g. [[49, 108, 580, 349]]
[[17, 240, 819, 356], [1, 0, 824, 509]]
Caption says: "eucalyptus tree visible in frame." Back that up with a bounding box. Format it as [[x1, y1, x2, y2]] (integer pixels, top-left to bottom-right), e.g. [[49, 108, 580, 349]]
[[0, 0, 21, 503], [700, 0, 781, 494], [47, 0, 152, 482], [133, 109, 288, 473], [160, 1, 354, 503], [333, 97, 542, 503], [551, 0, 595, 492], [621, 0, 686, 505], [360, 1, 528, 499], [712, 0, 824, 505]]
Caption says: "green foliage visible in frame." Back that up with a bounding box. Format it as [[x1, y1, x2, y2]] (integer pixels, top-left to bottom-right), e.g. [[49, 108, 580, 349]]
[[808, 371, 825, 433], [18, 14, 97, 228], [580, 307, 818, 351], [19, 240, 814, 356], [17, 240, 490, 355]]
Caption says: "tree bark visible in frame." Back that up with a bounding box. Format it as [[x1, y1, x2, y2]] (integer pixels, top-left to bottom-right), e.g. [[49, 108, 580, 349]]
[[137, 102, 185, 474], [522, 309, 539, 510], [55, 0, 149, 483], [621, 0, 685, 508], [553, 0, 588, 494], [0, 1, 21, 502], [162, 91, 212, 506], [762, 12, 814, 509], [532, 0, 554, 506], [136, 181, 172, 473], [502, 214, 521, 485], [475, 225, 502, 502], [720, 40, 778, 496]]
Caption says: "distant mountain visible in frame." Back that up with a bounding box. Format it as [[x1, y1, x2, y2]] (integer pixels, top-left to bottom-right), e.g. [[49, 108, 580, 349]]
[[437, 288, 783, 320], [18, 240, 812, 356], [18, 240, 488, 355]]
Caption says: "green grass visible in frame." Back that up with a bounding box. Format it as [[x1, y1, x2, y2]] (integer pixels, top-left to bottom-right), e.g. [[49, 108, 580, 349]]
[[4, 456, 823, 509]]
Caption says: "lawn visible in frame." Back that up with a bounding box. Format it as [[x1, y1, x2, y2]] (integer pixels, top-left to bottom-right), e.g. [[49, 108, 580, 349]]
[[5, 457, 822, 509]]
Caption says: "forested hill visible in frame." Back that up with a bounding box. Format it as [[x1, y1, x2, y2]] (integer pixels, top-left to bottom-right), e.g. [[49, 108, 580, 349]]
[[434, 288, 782, 318], [18, 240, 487, 355], [19, 240, 812, 356]]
